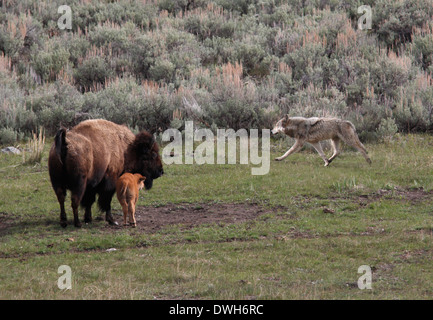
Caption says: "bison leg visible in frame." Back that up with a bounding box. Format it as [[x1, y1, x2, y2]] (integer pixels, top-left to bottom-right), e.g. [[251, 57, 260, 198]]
[[105, 207, 118, 226], [98, 190, 118, 226], [70, 194, 82, 228], [70, 178, 87, 228], [84, 207, 92, 224], [81, 188, 96, 224], [54, 187, 67, 228]]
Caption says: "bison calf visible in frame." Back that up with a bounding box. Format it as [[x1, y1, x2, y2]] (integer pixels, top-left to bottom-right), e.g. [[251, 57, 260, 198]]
[[48, 119, 163, 228], [116, 173, 145, 227]]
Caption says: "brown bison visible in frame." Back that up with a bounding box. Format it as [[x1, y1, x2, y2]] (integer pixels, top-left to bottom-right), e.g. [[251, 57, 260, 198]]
[[48, 119, 164, 228]]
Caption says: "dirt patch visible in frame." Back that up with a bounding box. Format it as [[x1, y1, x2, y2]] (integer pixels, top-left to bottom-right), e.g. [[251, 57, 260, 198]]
[[358, 187, 433, 204], [126, 202, 279, 233], [0, 212, 11, 233], [0, 202, 285, 237]]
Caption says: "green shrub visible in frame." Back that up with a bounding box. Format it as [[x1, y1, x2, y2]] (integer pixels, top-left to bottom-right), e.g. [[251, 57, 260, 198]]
[[64, 35, 91, 67], [0, 127, 19, 145], [284, 42, 328, 89], [131, 33, 161, 80], [30, 40, 70, 83], [158, 0, 207, 14], [231, 39, 267, 76], [373, 0, 433, 47], [202, 36, 234, 65], [74, 56, 113, 91], [412, 32, 433, 70], [27, 82, 84, 134], [214, 0, 255, 15], [183, 8, 235, 41], [137, 91, 179, 133], [392, 86, 431, 132], [22, 127, 45, 165], [376, 117, 398, 141], [88, 23, 130, 56], [148, 58, 175, 82], [0, 0, 432, 138]]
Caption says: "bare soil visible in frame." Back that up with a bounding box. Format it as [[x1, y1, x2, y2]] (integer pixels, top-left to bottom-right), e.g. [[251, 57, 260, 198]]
[[359, 187, 432, 204], [126, 202, 278, 233], [1, 187, 430, 236]]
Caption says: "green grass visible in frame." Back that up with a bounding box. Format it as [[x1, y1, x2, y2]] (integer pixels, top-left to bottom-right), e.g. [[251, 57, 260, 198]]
[[1, 134, 433, 299]]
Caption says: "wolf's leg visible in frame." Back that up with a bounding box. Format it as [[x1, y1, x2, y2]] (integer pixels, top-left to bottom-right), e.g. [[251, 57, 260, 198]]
[[327, 138, 341, 165], [339, 132, 372, 165], [275, 139, 304, 161], [310, 142, 329, 166]]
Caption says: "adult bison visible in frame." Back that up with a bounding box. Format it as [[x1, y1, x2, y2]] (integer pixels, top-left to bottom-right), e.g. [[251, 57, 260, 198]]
[[48, 119, 164, 228]]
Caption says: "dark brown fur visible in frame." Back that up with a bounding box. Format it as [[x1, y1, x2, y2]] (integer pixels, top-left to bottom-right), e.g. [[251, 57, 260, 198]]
[[48, 119, 163, 228]]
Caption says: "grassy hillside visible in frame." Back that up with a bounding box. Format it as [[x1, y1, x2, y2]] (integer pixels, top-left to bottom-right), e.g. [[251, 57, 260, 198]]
[[1, 0, 433, 144]]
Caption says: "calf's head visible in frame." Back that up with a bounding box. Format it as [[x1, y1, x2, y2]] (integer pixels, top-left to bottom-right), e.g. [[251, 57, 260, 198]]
[[125, 131, 164, 190], [134, 173, 146, 190]]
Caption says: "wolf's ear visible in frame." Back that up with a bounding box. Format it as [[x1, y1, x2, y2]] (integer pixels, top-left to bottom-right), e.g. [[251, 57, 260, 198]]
[[309, 117, 320, 126], [284, 114, 289, 121]]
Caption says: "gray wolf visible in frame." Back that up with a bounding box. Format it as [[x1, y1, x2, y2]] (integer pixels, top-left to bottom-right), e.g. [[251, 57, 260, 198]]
[[48, 119, 163, 228], [116, 173, 146, 227], [271, 115, 371, 166]]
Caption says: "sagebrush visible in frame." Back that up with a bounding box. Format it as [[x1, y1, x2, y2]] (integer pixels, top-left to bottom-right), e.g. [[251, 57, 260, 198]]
[[0, 0, 432, 144]]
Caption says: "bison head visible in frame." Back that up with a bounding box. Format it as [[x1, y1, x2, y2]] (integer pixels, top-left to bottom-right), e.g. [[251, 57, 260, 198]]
[[125, 131, 164, 190]]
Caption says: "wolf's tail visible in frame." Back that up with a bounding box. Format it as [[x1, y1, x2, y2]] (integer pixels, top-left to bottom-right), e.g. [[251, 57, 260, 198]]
[[340, 121, 370, 159], [344, 120, 357, 132], [348, 121, 367, 152]]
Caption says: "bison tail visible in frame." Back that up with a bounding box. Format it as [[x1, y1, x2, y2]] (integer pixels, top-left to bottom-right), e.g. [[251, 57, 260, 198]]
[[116, 184, 129, 203], [117, 184, 127, 197], [54, 128, 67, 165]]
